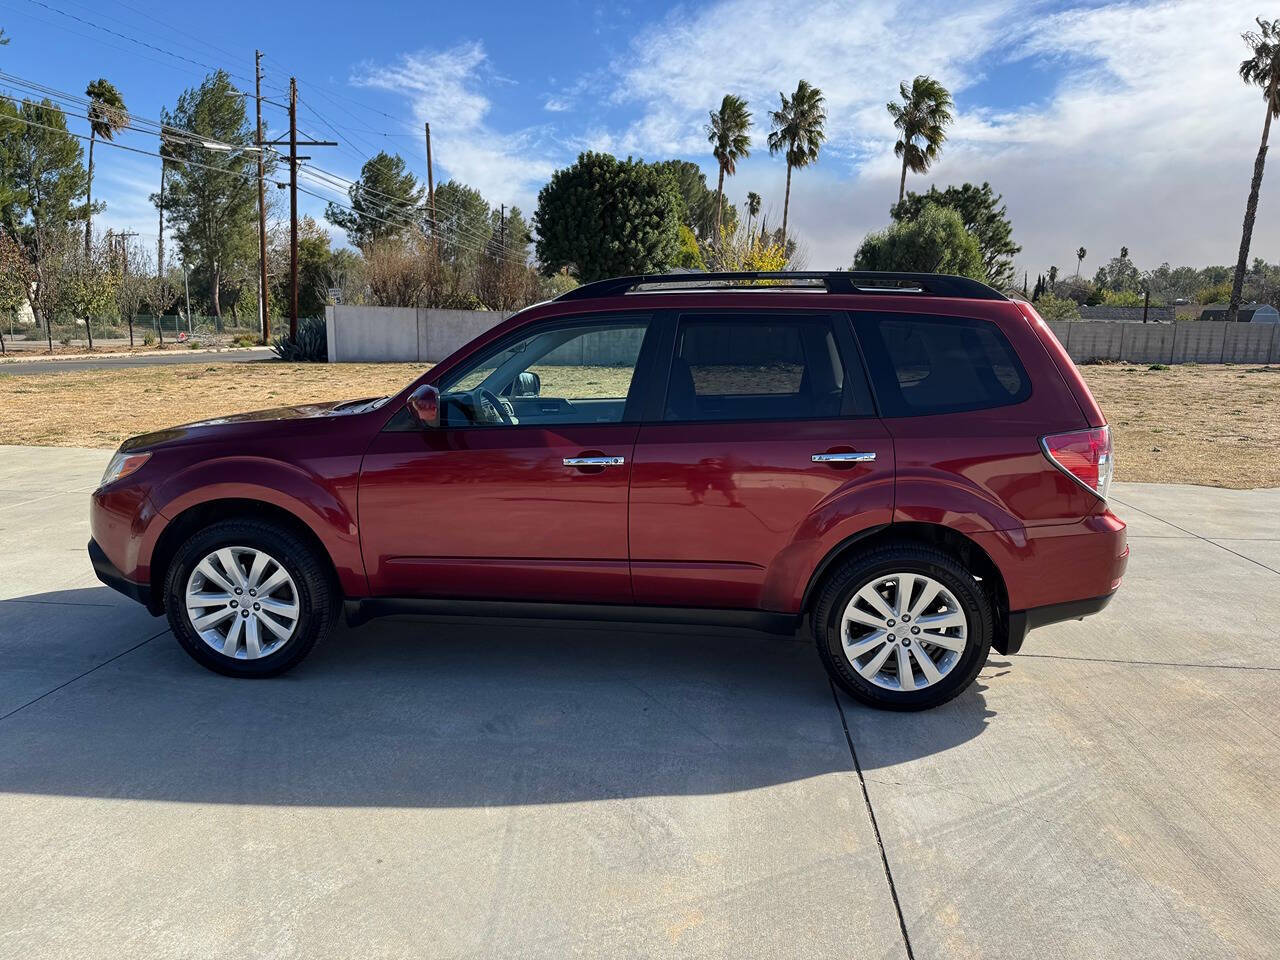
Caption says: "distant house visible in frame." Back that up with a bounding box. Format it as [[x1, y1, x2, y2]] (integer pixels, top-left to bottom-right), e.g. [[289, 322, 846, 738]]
[[1198, 303, 1280, 323]]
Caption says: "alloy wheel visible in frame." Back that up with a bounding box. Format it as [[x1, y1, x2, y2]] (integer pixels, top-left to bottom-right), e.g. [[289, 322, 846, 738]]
[[185, 546, 301, 660], [839, 572, 968, 691]]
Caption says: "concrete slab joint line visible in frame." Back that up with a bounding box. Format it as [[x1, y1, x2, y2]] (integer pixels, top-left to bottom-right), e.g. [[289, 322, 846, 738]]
[[830, 682, 916, 960]]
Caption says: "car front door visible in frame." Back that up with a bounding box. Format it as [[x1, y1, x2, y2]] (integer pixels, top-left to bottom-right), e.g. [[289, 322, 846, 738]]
[[629, 310, 895, 610], [360, 314, 655, 603]]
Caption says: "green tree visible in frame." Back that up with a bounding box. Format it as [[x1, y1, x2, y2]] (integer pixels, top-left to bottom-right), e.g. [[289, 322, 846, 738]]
[[1093, 247, 1140, 292], [83, 78, 129, 254], [767, 80, 825, 249], [1075, 246, 1087, 278], [155, 71, 260, 319], [270, 216, 335, 320], [433, 179, 492, 272], [326, 151, 424, 250], [534, 151, 680, 282], [1228, 18, 1280, 321], [650, 159, 726, 240], [0, 230, 32, 353], [706, 94, 751, 236], [891, 182, 1019, 288], [745, 190, 761, 236], [887, 75, 954, 203], [853, 202, 984, 280], [0, 97, 89, 346]]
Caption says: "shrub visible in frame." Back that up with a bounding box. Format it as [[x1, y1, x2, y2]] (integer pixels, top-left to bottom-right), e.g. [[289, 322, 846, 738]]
[[1100, 289, 1146, 308], [853, 203, 986, 281], [142, 334, 156, 346], [231, 334, 259, 348], [1033, 292, 1082, 322], [1148, 363, 1170, 371], [271, 315, 328, 362]]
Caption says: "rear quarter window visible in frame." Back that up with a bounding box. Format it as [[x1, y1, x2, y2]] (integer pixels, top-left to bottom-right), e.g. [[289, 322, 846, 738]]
[[853, 312, 1030, 417]]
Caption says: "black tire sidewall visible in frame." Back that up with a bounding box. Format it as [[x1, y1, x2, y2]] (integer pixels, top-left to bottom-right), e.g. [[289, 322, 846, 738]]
[[814, 545, 993, 711], [164, 519, 334, 678]]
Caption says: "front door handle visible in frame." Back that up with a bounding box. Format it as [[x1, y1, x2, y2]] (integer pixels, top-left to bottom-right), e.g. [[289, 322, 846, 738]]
[[812, 451, 876, 463], [563, 456, 626, 467]]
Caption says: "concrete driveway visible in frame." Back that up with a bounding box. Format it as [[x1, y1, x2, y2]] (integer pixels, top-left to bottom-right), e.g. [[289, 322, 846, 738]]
[[1, 445, 1277, 959]]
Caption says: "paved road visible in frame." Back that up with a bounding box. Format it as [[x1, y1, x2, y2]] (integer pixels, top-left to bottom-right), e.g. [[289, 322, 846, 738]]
[[1, 444, 1277, 959], [0, 347, 274, 375]]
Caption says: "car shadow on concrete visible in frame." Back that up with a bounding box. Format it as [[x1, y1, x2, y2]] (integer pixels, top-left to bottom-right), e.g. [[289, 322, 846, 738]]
[[0, 587, 996, 806]]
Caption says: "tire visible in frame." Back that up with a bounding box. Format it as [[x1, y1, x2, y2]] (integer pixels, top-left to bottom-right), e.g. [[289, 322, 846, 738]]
[[812, 543, 993, 711], [163, 518, 338, 678]]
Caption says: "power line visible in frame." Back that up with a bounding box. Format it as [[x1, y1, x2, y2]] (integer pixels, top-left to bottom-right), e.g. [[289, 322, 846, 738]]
[[16, 0, 258, 89], [0, 102, 283, 187], [0, 71, 287, 159], [297, 165, 523, 263]]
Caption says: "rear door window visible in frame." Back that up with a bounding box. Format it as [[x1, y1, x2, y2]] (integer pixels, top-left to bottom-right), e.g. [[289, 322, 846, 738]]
[[662, 313, 870, 422], [853, 313, 1030, 417]]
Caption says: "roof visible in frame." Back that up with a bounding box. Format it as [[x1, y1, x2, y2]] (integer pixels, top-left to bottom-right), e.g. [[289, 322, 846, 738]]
[[1199, 304, 1280, 322]]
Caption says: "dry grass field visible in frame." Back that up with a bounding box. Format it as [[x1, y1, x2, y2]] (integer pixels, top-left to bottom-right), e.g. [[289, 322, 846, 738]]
[[0, 359, 1277, 487]]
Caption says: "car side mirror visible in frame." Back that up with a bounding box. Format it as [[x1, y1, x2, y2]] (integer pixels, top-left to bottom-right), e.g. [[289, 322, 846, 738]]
[[406, 383, 440, 428], [512, 371, 541, 398]]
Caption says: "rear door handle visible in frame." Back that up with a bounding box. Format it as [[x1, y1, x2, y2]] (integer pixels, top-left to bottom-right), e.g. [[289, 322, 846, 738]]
[[563, 456, 626, 467], [811, 452, 876, 463]]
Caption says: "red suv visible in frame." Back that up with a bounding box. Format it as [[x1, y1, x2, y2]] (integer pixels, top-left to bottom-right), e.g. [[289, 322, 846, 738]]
[[89, 271, 1126, 710]]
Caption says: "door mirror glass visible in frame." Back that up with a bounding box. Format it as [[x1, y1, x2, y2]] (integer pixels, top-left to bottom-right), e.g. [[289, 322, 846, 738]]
[[511, 371, 541, 397], [406, 383, 440, 428]]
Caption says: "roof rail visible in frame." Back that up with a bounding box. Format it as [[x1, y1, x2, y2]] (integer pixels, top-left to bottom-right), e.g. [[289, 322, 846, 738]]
[[554, 271, 1007, 302]]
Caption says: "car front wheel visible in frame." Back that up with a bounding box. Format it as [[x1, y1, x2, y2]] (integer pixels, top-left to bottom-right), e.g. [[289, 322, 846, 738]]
[[164, 518, 337, 677], [813, 544, 993, 711]]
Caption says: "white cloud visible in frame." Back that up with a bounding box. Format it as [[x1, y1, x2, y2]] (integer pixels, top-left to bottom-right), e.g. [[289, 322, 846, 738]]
[[352, 41, 556, 210], [592, 0, 1277, 272], [543, 97, 570, 113]]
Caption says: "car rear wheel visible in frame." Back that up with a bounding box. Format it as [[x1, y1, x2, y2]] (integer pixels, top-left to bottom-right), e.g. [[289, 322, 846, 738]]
[[164, 518, 337, 677], [813, 544, 993, 711]]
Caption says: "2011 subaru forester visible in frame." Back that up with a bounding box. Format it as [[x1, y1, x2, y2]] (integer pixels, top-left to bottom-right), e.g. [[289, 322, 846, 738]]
[[89, 271, 1127, 710]]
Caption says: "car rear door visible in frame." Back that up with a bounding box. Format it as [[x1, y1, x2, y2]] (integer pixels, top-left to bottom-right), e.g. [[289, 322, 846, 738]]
[[628, 310, 895, 611], [359, 313, 656, 603]]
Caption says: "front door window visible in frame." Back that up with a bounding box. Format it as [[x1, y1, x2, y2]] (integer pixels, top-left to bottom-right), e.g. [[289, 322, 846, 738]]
[[438, 320, 650, 427]]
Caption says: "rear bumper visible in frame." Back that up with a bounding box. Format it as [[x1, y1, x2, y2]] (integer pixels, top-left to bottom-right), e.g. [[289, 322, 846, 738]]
[[999, 591, 1116, 655], [88, 538, 155, 611]]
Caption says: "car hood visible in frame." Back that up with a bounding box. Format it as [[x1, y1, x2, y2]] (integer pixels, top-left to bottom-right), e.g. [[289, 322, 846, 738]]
[[120, 397, 390, 451]]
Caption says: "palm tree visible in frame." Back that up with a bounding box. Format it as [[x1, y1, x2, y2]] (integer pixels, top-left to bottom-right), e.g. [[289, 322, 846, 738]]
[[1075, 246, 1087, 279], [887, 75, 954, 203], [706, 94, 752, 238], [1228, 18, 1280, 322], [745, 191, 761, 237], [767, 79, 826, 249], [84, 78, 130, 254]]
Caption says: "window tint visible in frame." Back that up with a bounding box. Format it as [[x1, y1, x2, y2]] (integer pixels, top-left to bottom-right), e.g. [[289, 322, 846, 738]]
[[436, 319, 649, 427], [854, 313, 1030, 417], [664, 315, 853, 422]]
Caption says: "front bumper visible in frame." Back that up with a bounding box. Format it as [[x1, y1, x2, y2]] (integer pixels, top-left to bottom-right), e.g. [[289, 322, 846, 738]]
[[88, 538, 155, 610]]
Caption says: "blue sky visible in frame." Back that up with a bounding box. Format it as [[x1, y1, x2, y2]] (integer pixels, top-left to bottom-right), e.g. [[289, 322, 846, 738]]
[[1, 0, 1275, 275]]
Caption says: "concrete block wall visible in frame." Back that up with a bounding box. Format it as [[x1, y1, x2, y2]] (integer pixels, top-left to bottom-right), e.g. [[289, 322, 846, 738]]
[[1044, 320, 1280, 364], [327, 307, 1280, 367], [325, 306, 511, 363]]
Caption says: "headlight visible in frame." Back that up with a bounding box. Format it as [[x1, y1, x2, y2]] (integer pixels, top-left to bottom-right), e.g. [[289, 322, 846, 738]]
[[100, 451, 151, 487]]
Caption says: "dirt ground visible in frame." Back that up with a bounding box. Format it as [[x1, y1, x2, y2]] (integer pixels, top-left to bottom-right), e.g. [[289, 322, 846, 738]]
[[0, 360, 1276, 487]]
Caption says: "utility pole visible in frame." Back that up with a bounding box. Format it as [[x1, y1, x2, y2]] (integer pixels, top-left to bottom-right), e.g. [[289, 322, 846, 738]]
[[289, 77, 299, 340], [114, 231, 139, 346], [425, 121, 436, 252], [255, 51, 270, 345], [252, 77, 334, 341], [182, 263, 191, 341]]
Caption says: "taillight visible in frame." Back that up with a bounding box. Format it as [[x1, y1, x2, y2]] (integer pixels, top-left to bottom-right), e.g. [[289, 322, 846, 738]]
[[1041, 425, 1113, 500]]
